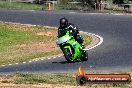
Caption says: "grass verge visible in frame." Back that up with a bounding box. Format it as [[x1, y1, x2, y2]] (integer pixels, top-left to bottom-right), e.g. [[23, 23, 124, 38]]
[[0, 22, 92, 65], [0, 70, 131, 88], [0, 1, 45, 10], [0, 1, 81, 11], [14, 73, 76, 85]]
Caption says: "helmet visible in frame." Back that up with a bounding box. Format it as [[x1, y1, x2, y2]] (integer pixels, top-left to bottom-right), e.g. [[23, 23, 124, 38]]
[[60, 17, 68, 28]]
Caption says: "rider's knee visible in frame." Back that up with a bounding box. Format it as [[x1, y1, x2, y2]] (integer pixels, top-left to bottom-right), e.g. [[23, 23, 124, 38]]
[[76, 35, 84, 44]]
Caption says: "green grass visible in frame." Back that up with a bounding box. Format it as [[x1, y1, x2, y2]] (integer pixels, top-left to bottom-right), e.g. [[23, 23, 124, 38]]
[[81, 33, 92, 46], [0, 23, 51, 52], [0, 1, 45, 10], [0, 22, 59, 65], [54, 4, 83, 11], [0, 1, 82, 11], [0, 50, 62, 65], [13, 73, 76, 85]]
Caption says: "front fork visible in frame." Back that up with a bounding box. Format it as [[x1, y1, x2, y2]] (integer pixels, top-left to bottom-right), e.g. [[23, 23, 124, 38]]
[[63, 45, 77, 61]]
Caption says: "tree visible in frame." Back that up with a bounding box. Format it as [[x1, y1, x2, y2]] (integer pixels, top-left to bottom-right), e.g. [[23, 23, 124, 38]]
[[81, 0, 95, 8], [58, 0, 73, 4], [113, 0, 124, 4]]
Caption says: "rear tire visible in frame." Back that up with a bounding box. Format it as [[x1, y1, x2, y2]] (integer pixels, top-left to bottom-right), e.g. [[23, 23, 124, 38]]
[[63, 48, 76, 63], [80, 50, 88, 61]]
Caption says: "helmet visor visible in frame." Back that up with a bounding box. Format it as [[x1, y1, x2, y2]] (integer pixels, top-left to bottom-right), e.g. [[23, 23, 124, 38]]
[[60, 22, 65, 27]]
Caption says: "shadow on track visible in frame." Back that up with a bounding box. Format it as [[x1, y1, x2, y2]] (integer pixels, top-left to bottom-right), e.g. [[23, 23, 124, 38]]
[[52, 60, 83, 64]]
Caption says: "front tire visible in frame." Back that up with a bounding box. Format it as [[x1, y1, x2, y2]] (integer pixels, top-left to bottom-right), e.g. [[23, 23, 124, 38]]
[[63, 48, 76, 63]]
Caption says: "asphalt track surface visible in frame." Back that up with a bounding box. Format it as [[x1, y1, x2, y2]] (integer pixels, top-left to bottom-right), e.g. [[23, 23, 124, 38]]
[[0, 9, 132, 74]]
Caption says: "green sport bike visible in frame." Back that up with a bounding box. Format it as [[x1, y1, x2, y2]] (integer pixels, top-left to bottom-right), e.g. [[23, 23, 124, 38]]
[[56, 31, 88, 63]]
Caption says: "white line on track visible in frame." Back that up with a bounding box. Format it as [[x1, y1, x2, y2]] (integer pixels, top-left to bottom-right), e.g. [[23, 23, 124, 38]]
[[85, 33, 103, 50], [69, 12, 76, 14], [58, 55, 61, 57], [28, 61, 32, 63], [33, 25, 37, 26], [53, 57, 56, 59], [41, 58, 44, 60], [35, 60, 38, 61], [88, 13, 102, 15], [23, 62, 26, 64], [48, 58, 51, 60], [87, 13, 132, 16], [1, 65, 5, 67], [80, 31, 103, 51]]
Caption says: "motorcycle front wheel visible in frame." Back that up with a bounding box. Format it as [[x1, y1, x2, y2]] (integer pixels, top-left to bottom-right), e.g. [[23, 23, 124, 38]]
[[63, 48, 76, 63]]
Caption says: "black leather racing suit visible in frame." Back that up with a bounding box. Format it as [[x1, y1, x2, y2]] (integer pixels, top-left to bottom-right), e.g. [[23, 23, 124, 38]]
[[58, 23, 84, 44]]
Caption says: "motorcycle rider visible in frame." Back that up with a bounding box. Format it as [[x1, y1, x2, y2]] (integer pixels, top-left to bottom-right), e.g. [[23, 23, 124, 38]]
[[58, 17, 84, 45]]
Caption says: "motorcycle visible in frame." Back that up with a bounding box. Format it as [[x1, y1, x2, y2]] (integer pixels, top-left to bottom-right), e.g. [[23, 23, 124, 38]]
[[56, 31, 88, 63]]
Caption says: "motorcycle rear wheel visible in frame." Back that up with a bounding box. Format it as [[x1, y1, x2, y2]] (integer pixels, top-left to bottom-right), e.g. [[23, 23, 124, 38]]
[[80, 50, 88, 61]]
